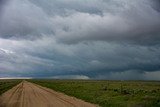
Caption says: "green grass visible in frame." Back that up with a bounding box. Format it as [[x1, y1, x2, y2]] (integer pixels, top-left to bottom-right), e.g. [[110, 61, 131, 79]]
[[0, 79, 22, 95], [29, 80, 160, 107]]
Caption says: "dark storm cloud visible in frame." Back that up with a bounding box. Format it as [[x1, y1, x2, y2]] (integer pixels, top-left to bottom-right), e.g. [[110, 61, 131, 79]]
[[0, 0, 160, 80], [0, 0, 6, 9], [0, 0, 8, 14], [1, 0, 160, 46], [28, 0, 103, 16], [150, 0, 160, 12], [0, 0, 54, 39], [53, 0, 160, 45]]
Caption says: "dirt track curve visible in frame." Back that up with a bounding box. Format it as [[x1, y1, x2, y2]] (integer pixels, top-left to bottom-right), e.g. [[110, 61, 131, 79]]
[[0, 81, 98, 107]]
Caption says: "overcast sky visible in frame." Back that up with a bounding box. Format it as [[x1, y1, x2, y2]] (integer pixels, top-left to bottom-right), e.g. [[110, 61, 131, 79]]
[[0, 0, 160, 80]]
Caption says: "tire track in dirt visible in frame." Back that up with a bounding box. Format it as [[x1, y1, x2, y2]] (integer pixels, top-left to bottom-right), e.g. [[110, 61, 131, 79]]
[[0, 81, 98, 107]]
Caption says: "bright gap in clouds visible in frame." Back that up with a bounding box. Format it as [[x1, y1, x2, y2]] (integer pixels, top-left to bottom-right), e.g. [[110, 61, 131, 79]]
[[0, 0, 160, 80]]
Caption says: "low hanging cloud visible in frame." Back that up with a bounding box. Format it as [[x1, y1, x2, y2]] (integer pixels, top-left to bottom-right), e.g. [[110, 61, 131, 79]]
[[0, 0, 7, 11], [1, 0, 160, 45], [0, 0, 160, 80]]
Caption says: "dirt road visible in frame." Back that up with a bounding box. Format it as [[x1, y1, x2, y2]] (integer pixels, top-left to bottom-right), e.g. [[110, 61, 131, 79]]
[[0, 81, 98, 107]]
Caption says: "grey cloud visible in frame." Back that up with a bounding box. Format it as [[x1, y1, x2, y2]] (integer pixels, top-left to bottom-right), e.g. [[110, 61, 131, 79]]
[[0, 0, 53, 39], [27, 0, 160, 46], [51, 75, 90, 80], [53, 1, 160, 45], [95, 70, 160, 80], [0, 0, 160, 80], [28, 0, 103, 16], [0, 0, 7, 11], [1, 37, 160, 79], [150, 0, 160, 12], [0, 0, 160, 46], [0, 0, 9, 20]]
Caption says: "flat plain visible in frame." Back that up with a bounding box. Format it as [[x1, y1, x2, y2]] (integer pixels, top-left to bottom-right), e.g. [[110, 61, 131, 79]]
[[0, 80, 97, 107], [30, 80, 160, 107], [0, 79, 21, 95], [0, 79, 160, 107]]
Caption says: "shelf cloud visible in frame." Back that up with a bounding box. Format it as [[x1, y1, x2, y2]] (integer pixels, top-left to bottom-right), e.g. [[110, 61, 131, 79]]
[[0, 0, 160, 80]]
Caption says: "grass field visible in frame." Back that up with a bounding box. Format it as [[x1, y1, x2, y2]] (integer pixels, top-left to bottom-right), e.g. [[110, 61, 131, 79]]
[[30, 80, 160, 107], [0, 79, 22, 95]]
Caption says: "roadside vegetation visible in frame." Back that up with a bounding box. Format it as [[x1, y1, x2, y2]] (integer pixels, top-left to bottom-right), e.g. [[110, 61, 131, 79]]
[[0, 79, 22, 95], [30, 80, 160, 107]]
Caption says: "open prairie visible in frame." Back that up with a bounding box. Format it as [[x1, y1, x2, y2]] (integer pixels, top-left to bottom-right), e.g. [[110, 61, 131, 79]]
[[0, 80, 97, 107], [0, 79, 21, 95], [0, 79, 160, 107], [30, 80, 160, 107]]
